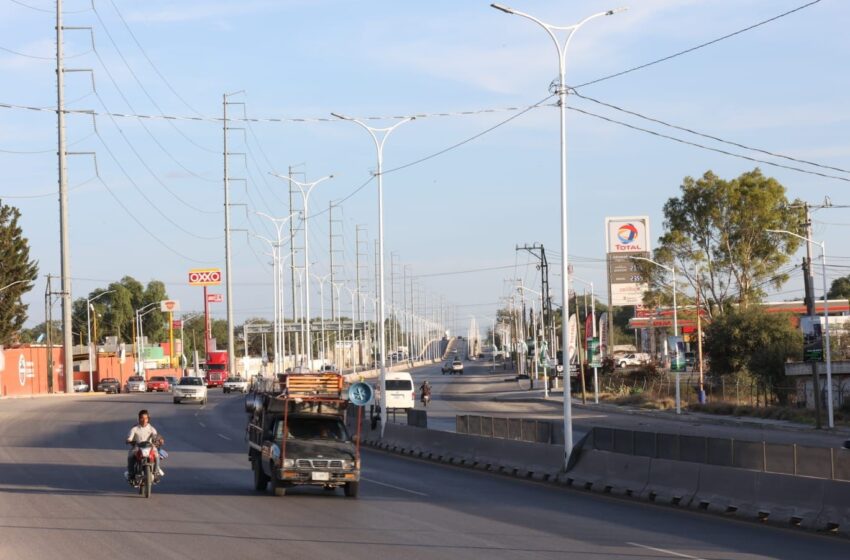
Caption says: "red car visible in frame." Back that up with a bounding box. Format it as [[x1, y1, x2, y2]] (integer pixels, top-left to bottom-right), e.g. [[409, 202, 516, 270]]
[[147, 376, 171, 392]]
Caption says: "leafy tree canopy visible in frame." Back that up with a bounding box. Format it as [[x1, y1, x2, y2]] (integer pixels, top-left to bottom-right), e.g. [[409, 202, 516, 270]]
[[0, 199, 38, 344]]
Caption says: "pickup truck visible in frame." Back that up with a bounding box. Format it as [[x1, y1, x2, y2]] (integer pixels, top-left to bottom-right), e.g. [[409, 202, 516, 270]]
[[616, 353, 651, 368], [247, 373, 361, 498]]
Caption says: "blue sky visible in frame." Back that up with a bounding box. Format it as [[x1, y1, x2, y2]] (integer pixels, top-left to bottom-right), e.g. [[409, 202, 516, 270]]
[[2, 0, 849, 334]]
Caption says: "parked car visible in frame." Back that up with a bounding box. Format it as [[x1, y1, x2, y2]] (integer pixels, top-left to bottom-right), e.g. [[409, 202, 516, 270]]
[[96, 377, 120, 394], [147, 376, 170, 392], [173, 376, 207, 404], [73, 380, 89, 392], [375, 371, 415, 412], [125, 375, 147, 393], [223, 376, 248, 394]]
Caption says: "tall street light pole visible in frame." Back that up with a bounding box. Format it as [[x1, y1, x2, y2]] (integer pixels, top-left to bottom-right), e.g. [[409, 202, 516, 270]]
[[269, 174, 333, 368], [492, 3, 625, 465], [767, 229, 834, 428], [256, 212, 298, 372], [313, 273, 331, 366], [331, 112, 413, 435], [630, 255, 680, 414], [86, 290, 114, 392]]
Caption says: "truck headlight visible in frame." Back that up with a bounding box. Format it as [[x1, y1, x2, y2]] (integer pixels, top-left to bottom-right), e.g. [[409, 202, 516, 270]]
[[282, 458, 294, 468]]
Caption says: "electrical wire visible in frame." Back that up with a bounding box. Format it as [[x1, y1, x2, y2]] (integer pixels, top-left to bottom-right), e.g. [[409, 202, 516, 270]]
[[0, 44, 91, 60], [1, 174, 97, 198], [91, 6, 221, 180], [572, 90, 850, 176], [567, 105, 850, 183], [8, 0, 91, 14], [94, 176, 218, 264], [574, 0, 823, 89], [0, 131, 94, 154]]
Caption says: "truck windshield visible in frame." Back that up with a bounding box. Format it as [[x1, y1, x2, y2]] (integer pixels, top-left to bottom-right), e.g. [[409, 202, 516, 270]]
[[207, 364, 226, 371], [275, 418, 348, 441]]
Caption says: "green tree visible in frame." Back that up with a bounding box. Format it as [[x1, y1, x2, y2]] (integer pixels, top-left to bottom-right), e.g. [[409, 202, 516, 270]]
[[828, 276, 850, 302], [645, 169, 804, 318], [704, 306, 801, 404], [0, 200, 38, 343]]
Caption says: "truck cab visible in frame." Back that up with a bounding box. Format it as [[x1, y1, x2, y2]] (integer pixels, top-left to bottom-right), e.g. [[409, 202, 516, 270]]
[[206, 351, 228, 388], [247, 373, 361, 498]]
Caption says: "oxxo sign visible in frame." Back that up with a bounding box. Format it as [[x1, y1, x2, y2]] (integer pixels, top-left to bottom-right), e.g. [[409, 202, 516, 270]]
[[188, 268, 222, 286], [160, 300, 181, 313]]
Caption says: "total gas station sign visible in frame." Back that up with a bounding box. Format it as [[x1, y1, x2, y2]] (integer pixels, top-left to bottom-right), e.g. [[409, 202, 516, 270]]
[[188, 268, 222, 286]]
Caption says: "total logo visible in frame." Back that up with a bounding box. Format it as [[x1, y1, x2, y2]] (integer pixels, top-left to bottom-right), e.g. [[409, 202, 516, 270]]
[[615, 223, 643, 251]]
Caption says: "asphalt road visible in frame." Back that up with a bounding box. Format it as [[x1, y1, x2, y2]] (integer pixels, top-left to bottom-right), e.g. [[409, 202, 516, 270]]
[[2, 387, 849, 559]]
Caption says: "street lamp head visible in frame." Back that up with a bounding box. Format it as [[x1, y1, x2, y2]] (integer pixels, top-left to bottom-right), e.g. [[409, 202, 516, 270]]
[[606, 7, 628, 16], [491, 3, 515, 14]]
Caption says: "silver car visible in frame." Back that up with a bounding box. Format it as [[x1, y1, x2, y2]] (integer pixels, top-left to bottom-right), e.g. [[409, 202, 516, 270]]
[[125, 376, 147, 393]]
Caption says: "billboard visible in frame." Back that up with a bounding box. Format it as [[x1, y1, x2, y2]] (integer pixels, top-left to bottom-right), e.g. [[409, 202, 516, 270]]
[[160, 299, 180, 313], [606, 216, 651, 307], [188, 268, 222, 286], [606, 216, 650, 254]]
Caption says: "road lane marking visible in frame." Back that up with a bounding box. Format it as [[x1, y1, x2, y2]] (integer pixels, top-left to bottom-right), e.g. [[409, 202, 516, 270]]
[[628, 542, 706, 560], [198, 422, 206, 428], [361, 477, 428, 497], [217, 433, 231, 441]]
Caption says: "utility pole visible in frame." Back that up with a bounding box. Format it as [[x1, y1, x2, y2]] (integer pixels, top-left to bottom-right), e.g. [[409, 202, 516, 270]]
[[222, 92, 243, 379], [802, 203, 823, 428], [45, 275, 55, 393], [288, 165, 302, 365], [329, 201, 344, 320], [356, 225, 367, 366], [56, 0, 74, 393]]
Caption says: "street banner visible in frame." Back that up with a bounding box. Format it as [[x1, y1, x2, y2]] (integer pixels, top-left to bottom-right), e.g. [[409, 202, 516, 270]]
[[599, 312, 609, 357], [668, 335, 686, 371], [800, 316, 824, 362], [172, 319, 183, 329], [587, 337, 601, 368], [206, 293, 224, 303], [568, 314, 577, 364], [584, 314, 594, 349]]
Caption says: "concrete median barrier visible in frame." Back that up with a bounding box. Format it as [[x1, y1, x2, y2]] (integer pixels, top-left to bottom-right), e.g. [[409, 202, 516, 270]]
[[643, 457, 700, 506], [692, 463, 758, 515], [752, 472, 825, 529], [817, 480, 850, 537]]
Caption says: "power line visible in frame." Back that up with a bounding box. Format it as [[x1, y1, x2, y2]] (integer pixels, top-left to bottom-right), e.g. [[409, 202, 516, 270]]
[[567, 105, 850, 183], [574, 0, 823, 89], [94, 176, 218, 265], [0, 44, 91, 60], [8, 0, 90, 14], [572, 91, 850, 176]]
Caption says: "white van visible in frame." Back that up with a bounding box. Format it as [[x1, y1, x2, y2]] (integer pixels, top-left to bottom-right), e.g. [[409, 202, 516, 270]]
[[377, 371, 416, 412]]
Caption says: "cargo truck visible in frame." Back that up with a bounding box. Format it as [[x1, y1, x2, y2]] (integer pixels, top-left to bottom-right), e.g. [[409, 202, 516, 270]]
[[246, 373, 362, 497], [205, 351, 228, 388]]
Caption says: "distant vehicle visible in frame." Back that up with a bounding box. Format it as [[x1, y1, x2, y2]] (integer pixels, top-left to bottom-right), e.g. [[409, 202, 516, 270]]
[[97, 377, 120, 394], [165, 376, 180, 388], [441, 361, 453, 374], [617, 353, 651, 368], [147, 376, 170, 392], [457, 336, 463, 340], [73, 380, 89, 392], [125, 376, 147, 393], [205, 351, 228, 388], [451, 360, 464, 375], [173, 376, 207, 404], [376, 371, 415, 411], [320, 364, 337, 372], [223, 376, 248, 394]]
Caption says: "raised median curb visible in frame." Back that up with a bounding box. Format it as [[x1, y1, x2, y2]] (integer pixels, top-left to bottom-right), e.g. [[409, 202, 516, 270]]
[[361, 416, 850, 540]]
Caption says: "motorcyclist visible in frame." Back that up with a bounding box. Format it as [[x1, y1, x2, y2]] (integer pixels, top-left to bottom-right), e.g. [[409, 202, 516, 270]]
[[419, 380, 432, 404], [126, 409, 164, 481]]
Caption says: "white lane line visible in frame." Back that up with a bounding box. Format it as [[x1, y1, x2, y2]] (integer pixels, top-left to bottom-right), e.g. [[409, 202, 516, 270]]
[[217, 433, 231, 441], [361, 476, 428, 497], [628, 542, 706, 560], [198, 422, 206, 428]]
